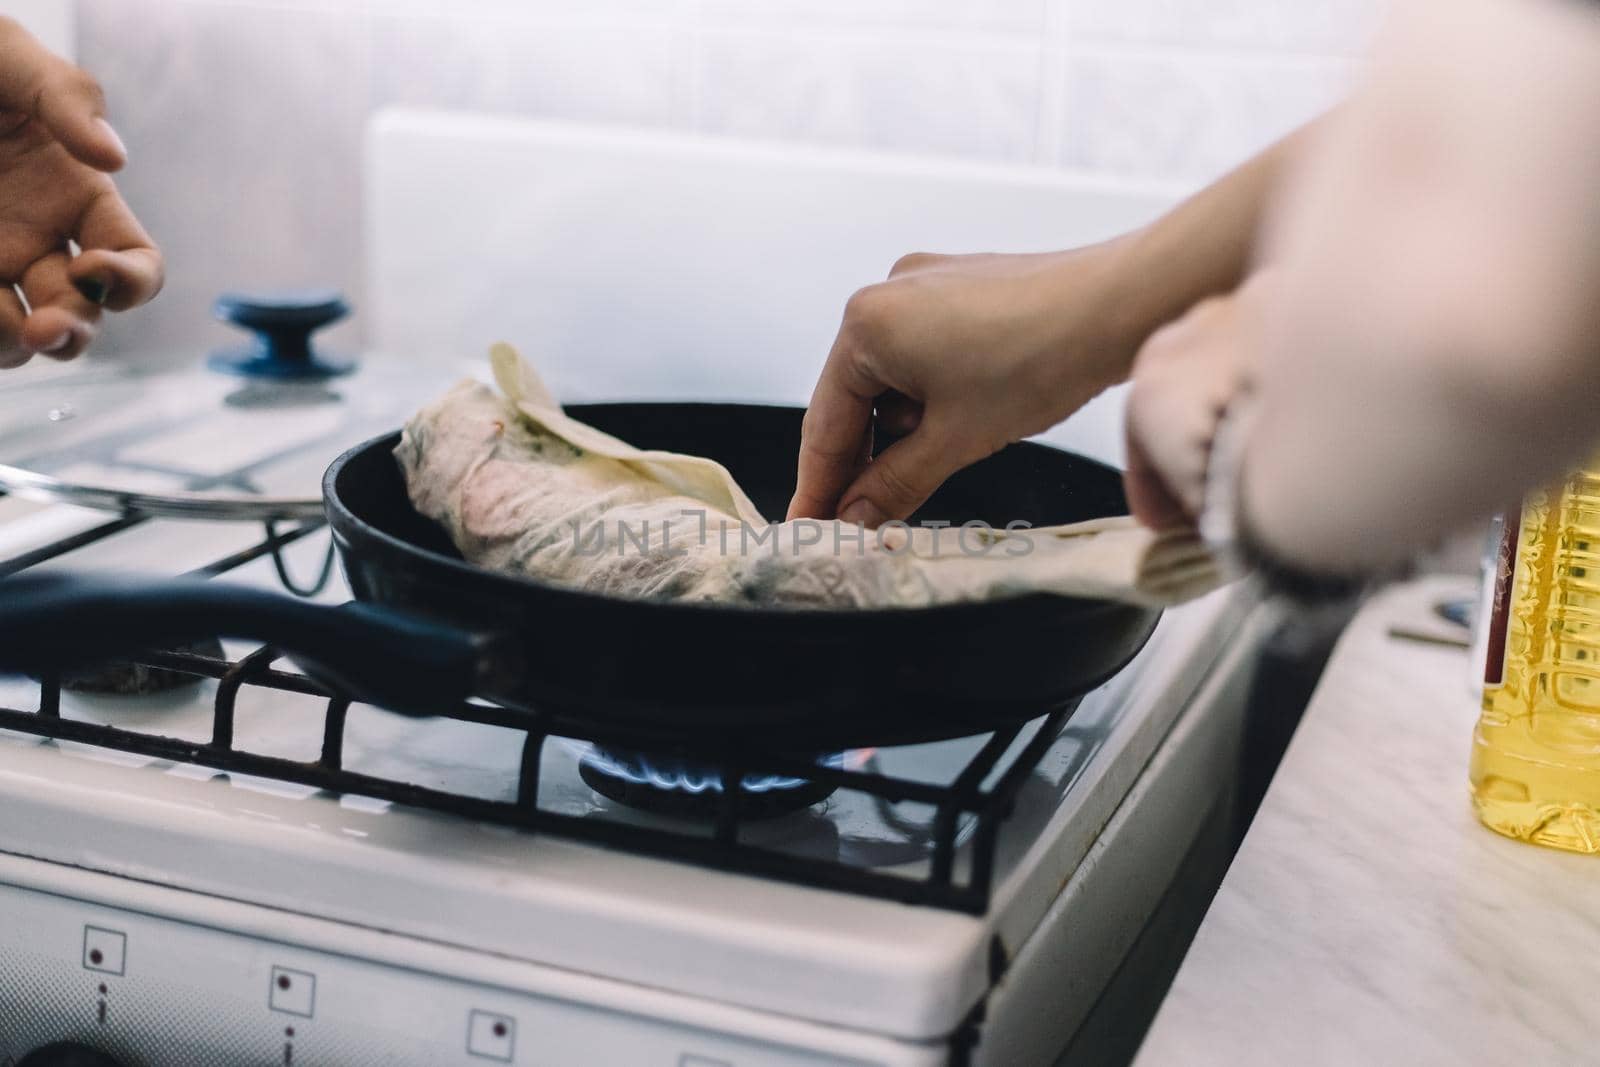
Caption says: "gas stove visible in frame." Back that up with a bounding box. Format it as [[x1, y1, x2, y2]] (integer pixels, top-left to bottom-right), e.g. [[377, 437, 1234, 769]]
[[0, 502, 1261, 1065]]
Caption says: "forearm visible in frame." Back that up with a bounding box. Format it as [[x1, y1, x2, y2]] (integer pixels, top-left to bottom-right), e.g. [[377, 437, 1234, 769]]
[[1237, 0, 1600, 574], [1241, 310, 1600, 575], [1093, 118, 1325, 380]]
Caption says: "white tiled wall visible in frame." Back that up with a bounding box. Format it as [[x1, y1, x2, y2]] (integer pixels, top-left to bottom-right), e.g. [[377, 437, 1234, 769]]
[[65, 0, 1378, 355]]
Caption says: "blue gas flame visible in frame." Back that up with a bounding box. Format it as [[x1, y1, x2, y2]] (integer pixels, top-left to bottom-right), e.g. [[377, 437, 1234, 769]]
[[574, 744, 866, 795]]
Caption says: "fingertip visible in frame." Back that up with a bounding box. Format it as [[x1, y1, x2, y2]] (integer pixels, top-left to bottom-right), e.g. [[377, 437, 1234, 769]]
[[73, 276, 109, 307], [92, 118, 128, 169], [792, 434, 868, 523], [1125, 473, 1192, 532], [835, 424, 963, 527], [59, 128, 127, 173], [36, 66, 126, 171], [839, 498, 887, 529], [876, 410, 921, 438], [785, 490, 835, 523], [22, 310, 94, 361], [70, 248, 163, 312]]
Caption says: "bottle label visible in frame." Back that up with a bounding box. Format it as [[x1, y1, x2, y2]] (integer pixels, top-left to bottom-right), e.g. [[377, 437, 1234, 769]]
[[1483, 508, 1521, 687]]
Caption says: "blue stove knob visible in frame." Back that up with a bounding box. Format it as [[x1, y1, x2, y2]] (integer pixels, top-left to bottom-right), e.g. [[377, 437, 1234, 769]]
[[209, 289, 355, 380]]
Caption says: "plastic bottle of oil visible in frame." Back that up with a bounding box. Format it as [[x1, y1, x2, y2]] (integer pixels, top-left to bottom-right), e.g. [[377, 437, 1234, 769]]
[[1472, 461, 1600, 853]]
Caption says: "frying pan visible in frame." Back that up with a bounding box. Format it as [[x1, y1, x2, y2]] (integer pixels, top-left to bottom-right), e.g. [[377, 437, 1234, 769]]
[[0, 403, 1158, 750]]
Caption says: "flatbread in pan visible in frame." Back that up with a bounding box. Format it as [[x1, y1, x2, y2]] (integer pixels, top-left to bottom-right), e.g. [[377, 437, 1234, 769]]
[[396, 344, 1222, 610]]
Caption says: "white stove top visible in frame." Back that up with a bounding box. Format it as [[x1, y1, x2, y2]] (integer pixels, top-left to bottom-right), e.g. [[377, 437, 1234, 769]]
[[0, 505, 1255, 1064]]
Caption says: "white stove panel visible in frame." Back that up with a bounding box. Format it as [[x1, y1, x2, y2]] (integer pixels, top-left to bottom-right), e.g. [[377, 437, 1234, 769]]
[[0, 855, 940, 1067]]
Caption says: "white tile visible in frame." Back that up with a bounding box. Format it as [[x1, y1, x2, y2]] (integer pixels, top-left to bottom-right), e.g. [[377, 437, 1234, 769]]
[[694, 30, 1045, 164], [1063, 0, 1383, 57], [369, 13, 676, 125], [698, 0, 1048, 34], [1060, 53, 1354, 183], [165, 0, 676, 17], [74, 0, 680, 359], [74, 0, 1376, 365], [1033, 3, 1072, 166], [76, 0, 374, 358]]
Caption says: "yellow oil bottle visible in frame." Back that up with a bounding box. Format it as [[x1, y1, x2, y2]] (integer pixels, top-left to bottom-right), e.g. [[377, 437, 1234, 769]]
[[1473, 463, 1600, 853]]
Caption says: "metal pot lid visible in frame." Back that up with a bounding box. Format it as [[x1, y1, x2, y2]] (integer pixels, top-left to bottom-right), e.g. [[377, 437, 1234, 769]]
[[0, 291, 469, 520]]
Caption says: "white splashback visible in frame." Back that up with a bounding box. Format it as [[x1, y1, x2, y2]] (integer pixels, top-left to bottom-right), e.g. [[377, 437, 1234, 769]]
[[366, 110, 1182, 465]]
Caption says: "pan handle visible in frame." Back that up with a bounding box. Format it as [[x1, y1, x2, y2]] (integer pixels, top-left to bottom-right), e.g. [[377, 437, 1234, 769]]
[[0, 573, 515, 717]]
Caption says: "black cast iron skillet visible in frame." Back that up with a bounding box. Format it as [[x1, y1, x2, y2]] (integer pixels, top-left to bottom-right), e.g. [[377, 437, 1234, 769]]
[[0, 403, 1159, 750]]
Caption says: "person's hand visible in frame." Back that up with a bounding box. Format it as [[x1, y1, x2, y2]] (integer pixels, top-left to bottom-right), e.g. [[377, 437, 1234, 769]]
[[0, 17, 161, 369], [787, 247, 1136, 525], [1123, 272, 1270, 531]]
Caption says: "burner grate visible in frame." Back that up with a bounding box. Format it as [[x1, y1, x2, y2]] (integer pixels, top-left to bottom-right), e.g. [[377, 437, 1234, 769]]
[[0, 511, 1074, 914]]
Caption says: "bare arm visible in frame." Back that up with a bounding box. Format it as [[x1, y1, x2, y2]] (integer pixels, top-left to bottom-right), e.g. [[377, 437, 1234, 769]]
[[1102, 120, 1321, 377], [787, 117, 1325, 525], [1239, 0, 1600, 573]]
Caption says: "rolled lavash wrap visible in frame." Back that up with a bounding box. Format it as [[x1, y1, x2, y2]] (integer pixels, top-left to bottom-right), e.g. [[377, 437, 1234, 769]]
[[394, 344, 1224, 610]]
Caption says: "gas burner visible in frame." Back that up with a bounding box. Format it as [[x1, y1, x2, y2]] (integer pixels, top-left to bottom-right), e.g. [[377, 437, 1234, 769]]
[[578, 746, 838, 820]]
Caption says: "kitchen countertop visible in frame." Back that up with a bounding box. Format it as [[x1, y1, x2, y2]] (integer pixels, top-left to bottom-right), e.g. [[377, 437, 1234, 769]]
[[1134, 576, 1600, 1067]]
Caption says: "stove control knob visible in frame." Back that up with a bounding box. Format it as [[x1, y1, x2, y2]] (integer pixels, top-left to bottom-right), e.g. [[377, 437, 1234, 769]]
[[210, 288, 354, 381], [18, 1042, 125, 1067]]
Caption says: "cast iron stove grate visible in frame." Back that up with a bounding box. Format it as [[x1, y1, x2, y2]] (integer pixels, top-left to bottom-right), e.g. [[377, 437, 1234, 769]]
[[0, 511, 1076, 914]]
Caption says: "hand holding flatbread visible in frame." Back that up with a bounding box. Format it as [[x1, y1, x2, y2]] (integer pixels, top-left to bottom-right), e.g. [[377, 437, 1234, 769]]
[[395, 345, 1223, 610]]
